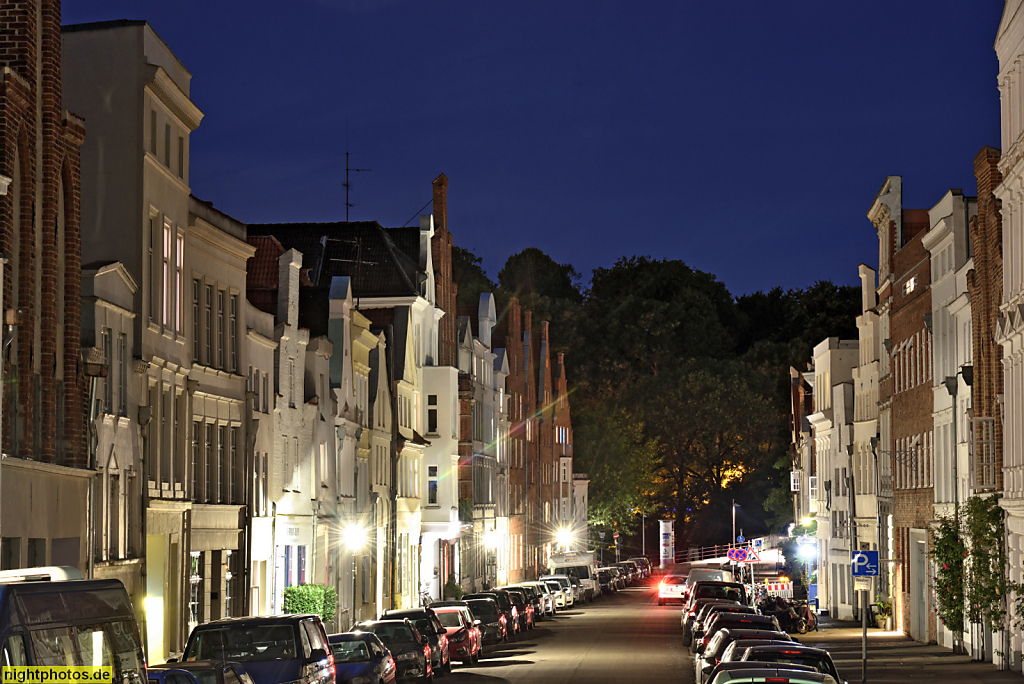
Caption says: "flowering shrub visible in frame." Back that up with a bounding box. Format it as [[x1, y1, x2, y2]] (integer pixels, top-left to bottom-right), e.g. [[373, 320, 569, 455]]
[[931, 513, 965, 637]]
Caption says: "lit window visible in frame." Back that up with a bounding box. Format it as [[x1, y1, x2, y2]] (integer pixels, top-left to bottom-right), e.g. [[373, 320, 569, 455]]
[[903, 276, 917, 296]]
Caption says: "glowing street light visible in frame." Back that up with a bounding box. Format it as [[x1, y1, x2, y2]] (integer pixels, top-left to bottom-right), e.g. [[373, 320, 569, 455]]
[[555, 526, 574, 551], [343, 523, 369, 552], [342, 522, 369, 628], [483, 529, 501, 550]]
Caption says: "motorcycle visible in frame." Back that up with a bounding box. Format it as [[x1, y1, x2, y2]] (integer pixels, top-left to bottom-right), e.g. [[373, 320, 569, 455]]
[[757, 596, 808, 634]]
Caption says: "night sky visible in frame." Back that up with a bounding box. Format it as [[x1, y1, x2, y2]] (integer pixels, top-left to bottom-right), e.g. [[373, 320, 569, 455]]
[[62, 1, 1004, 296]]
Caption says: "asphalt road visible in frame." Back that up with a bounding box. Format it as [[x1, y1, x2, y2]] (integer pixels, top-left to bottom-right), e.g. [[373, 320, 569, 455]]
[[441, 583, 693, 684]]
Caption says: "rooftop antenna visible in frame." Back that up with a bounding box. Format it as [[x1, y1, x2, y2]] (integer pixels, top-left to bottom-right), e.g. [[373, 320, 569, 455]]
[[344, 152, 371, 222]]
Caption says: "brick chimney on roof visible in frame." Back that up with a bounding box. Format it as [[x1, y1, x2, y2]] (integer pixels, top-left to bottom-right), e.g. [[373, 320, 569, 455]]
[[432, 174, 448, 233], [541, 320, 549, 342]]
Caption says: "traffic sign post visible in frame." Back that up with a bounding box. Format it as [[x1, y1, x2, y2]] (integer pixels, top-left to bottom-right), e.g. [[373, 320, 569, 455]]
[[850, 551, 879, 684]]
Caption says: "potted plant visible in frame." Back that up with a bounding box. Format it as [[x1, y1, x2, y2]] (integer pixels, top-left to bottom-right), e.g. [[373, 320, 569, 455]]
[[875, 597, 893, 630]]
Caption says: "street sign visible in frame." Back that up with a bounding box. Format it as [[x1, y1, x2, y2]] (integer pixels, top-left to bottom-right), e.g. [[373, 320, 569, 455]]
[[741, 548, 760, 563], [737, 535, 745, 543], [727, 548, 748, 562], [851, 551, 879, 576], [613, 532, 619, 539], [854, 576, 873, 592], [753, 538, 763, 550], [599, 532, 605, 539]]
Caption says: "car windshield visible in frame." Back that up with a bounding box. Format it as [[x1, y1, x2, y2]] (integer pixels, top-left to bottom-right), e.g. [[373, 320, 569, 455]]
[[751, 653, 835, 678], [183, 669, 217, 684], [367, 624, 413, 644], [435, 612, 463, 628], [330, 641, 370, 663], [186, 624, 297, 662], [545, 582, 561, 591], [466, 601, 497, 617], [695, 585, 746, 603]]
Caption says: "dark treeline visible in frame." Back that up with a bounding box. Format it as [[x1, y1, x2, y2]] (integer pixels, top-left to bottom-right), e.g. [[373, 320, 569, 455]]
[[455, 246, 859, 552]]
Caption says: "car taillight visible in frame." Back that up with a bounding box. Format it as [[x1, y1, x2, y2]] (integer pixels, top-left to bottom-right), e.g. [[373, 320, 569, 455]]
[[764, 679, 791, 683], [328, 653, 335, 679]]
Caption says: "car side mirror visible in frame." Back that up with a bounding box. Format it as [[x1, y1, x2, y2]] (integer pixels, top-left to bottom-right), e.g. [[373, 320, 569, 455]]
[[307, 648, 327, 663]]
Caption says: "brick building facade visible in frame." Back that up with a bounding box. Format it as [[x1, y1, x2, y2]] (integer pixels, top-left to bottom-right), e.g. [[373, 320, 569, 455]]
[[888, 205, 936, 642], [0, 0, 89, 574]]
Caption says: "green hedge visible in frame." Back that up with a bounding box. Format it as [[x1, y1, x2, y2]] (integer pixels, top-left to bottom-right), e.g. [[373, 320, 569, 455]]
[[282, 584, 338, 623]]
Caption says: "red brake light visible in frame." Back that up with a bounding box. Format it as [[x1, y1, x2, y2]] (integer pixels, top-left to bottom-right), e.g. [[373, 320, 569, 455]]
[[764, 680, 791, 683], [778, 650, 802, 654]]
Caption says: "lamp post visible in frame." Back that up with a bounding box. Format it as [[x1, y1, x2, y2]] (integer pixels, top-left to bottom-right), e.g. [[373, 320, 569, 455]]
[[83, 347, 108, 580], [342, 523, 368, 629]]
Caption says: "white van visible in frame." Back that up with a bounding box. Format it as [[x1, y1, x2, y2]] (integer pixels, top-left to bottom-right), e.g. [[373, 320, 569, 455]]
[[0, 569, 146, 684]]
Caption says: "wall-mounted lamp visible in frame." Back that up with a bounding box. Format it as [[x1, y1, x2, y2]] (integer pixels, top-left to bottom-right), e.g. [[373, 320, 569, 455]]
[[961, 364, 974, 387]]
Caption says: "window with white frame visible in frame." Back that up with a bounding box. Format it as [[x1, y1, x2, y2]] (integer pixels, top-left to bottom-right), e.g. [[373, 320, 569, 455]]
[[176, 234, 184, 332]]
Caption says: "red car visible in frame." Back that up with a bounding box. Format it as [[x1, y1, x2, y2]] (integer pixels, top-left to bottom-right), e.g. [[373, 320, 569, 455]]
[[432, 606, 483, 664]]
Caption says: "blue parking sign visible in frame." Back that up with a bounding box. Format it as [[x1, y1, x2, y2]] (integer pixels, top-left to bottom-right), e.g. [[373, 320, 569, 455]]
[[851, 550, 879, 576]]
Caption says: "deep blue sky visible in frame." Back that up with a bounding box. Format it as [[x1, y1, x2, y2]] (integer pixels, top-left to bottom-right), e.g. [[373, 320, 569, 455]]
[[63, 1, 1004, 296]]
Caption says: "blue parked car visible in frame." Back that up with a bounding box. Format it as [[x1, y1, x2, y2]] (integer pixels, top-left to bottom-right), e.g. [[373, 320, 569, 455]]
[[179, 615, 334, 684], [327, 632, 396, 684], [149, 661, 256, 684]]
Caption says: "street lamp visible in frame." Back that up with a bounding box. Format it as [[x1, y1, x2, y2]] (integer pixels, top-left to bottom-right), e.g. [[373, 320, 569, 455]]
[[555, 526, 574, 552], [342, 523, 368, 628], [83, 346, 108, 581]]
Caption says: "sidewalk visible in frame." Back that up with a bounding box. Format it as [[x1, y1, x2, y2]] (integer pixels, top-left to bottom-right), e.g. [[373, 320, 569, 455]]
[[798, 618, 1021, 682]]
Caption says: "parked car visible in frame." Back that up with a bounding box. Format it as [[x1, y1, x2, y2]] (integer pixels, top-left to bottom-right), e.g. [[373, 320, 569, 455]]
[[597, 569, 615, 595], [695, 628, 794, 684], [352, 619, 432, 682], [149, 662, 255, 684], [508, 584, 544, 621], [381, 608, 451, 675], [740, 644, 844, 683], [657, 574, 688, 605], [686, 581, 752, 611], [627, 557, 652, 578], [500, 587, 535, 631], [327, 632, 397, 684], [539, 576, 575, 607], [719, 637, 800, 664], [542, 579, 569, 609], [464, 592, 518, 636], [462, 597, 507, 644], [518, 581, 557, 616], [180, 615, 334, 684], [693, 614, 783, 655], [604, 567, 626, 590], [431, 606, 482, 665], [682, 598, 741, 644], [427, 601, 483, 661], [708, 663, 832, 684]]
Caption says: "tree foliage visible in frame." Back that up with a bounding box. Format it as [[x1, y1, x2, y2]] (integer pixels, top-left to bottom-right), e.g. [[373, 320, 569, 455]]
[[571, 402, 658, 533], [451, 243, 858, 550], [452, 246, 497, 307]]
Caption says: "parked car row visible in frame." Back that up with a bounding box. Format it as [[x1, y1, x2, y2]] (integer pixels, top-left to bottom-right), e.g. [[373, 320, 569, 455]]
[[597, 558, 651, 594], [662, 571, 847, 684]]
